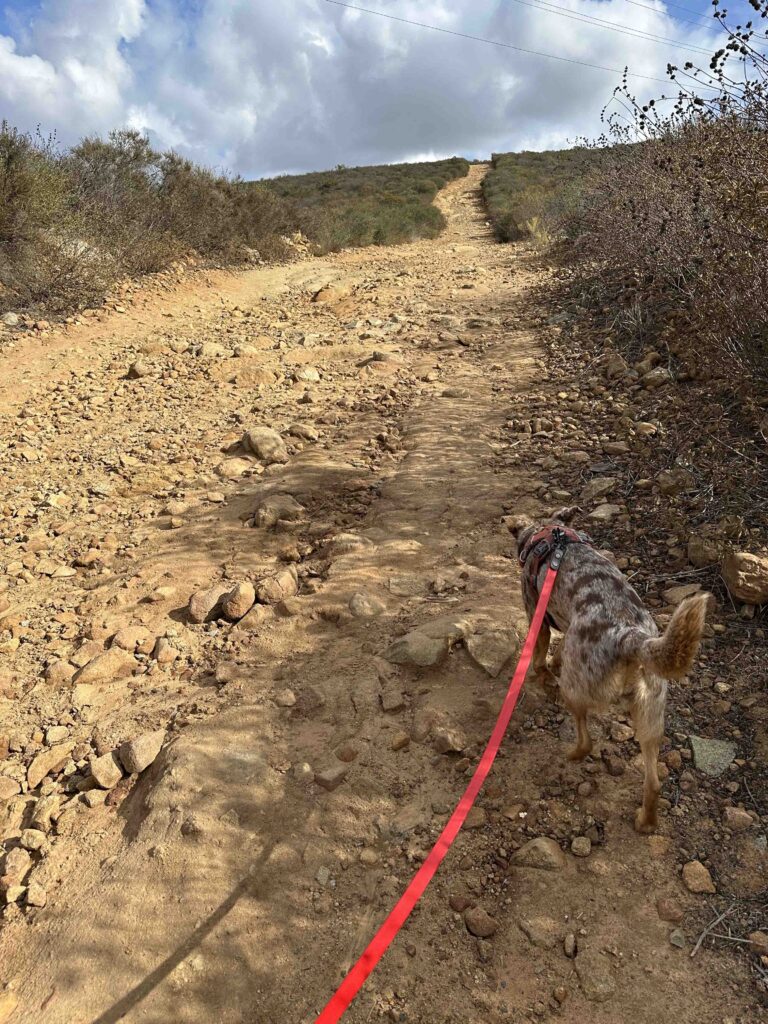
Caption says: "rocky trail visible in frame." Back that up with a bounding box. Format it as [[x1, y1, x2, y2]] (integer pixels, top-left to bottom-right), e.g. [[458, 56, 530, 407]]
[[0, 167, 764, 1024]]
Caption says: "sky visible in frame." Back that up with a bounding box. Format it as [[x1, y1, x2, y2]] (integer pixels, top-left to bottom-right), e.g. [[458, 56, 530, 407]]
[[0, 0, 729, 178]]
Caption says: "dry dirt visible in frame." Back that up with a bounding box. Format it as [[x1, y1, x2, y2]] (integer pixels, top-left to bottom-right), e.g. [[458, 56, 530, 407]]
[[0, 167, 763, 1023]]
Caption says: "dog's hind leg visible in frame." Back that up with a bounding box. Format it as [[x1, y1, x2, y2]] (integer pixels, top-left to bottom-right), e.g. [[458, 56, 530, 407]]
[[559, 680, 592, 760], [631, 680, 666, 833]]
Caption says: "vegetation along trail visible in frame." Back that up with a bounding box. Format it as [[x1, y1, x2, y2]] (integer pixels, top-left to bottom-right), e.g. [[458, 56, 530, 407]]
[[0, 167, 762, 1024]]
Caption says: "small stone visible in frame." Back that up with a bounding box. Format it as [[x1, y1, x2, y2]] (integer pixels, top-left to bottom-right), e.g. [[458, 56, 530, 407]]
[[433, 726, 467, 754], [748, 931, 768, 956], [315, 866, 331, 886], [118, 730, 165, 773], [315, 765, 348, 791], [221, 581, 256, 621], [188, 583, 230, 624], [564, 933, 577, 958], [588, 504, 621, 522], [274, 688, 297, 708], [669, 928, 686, 949], [464, 807, 487, 829], [722, 806, 753, 831], [682, 860, 716, 894], [128, 359, 152, 378], [45, 660, 75, 686], [360, 848, 379, 866], [512, 837, 566, 870], [553, 986, 569, 1005], [663, 583, 702, 605], [91, 752, 123, 789], [244, 426, 289, 464], [349, 592, 386, 618], [45, 726, 69, 745], [335, 743, 359, 763], [581, 477, 617, 502], [391, 731, 410, 751], [721, 551, 768, 605], [26, 882, 47, 907], [575, 951, 616, 1002], [83, 789, 107, 808], [383, 631, 448, 668], [20, 829, 47, 852], [656, 897, 684, 923], [609, 722, 634, 742], [571, 836, 592, 857], [27, 742, 75, 790], [0, 778, 21, 800], [3, 847, 31, 883], [656, 466, 694, 495], [464, 907, 497, 938]]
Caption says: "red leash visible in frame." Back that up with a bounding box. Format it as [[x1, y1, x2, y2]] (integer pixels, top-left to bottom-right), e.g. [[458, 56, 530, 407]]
[[313, 557, 562, 1024]]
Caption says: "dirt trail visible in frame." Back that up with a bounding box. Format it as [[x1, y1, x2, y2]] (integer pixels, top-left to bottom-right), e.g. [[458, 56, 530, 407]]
[[0, 167, 757, 1023]]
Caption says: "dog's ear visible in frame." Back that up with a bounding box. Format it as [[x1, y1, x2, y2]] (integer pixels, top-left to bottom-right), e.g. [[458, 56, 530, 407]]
[[551, 505, 581, 525], [504, 513, 533, 539]]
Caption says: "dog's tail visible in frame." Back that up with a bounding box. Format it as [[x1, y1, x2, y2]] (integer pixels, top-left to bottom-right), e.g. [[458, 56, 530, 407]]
[[619, 593, 709, 679]]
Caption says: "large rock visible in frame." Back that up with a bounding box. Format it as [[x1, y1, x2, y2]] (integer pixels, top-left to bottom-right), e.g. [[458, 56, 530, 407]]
[[188, 583, 230, 624], [27, 742, 75, 790], [253, 493, 305, 528], [722, 550, 768, 605], [257, 566, 298, 605], [72, 648, 137, 685], [466, 630, 520, 678], [244, 426, 288, 464], [119, 730, 165, 773], [689, 735, 736, 777], [384, 632, 449, 667], [221, 582, 256, 621], [512, 837, 566, 871]]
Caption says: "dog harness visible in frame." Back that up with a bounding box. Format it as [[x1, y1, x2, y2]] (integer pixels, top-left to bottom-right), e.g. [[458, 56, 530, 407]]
[[519, 525, 592, 628]]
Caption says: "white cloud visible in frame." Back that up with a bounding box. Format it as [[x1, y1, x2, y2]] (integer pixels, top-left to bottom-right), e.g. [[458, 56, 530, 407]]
[[0, 0, 721, 176]]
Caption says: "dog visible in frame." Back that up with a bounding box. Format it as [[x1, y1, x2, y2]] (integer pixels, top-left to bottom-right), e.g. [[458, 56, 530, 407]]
[[507, 506, 709, 833]]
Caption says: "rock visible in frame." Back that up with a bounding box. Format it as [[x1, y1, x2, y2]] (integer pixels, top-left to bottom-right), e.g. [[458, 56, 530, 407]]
[[118, 730, 165, 773], [0, 778, 21, 800], [154, 638, 180, 665], [287, 422, 319, 441], [200, 341, 228, 357], [581, 477, 616, 502], [518, 916, 560, 949], [391, 731, 410, 751], [26, 882, 47, 907], [45, 726, 69, 745], [564, 933, 577, 958], [688, 535, 722, 568], [253, 493, 305, 528], [233, 604, 271, 632], [588, 504, 621, 522], [642, 367, 673, 389], [722, 551, 768, 605], [0, 991, 19, 1023], [1, 311, 19, 326], [128, 359, 151, 379], [663, 583, 702, 605], [3, 886, 25, 904], [83, 789, 107, 808], [44, 660, 75, 686], [244, 426, 288, 464], [188, 583, 230, 623], [571, 836, 592, 857], [464, 807, 486, 829], [274, 688, 297, 708], [257, 566, 298, 605], [418, 614, 473, 642], [656, 898, 684, 923], [512, 837, 566, 870], [748, 931, 768, 956], [216, 457, 254, 480], [433, 726, 467, 754], [575, 951, 616, 1002], [91, 752, 123, 789], [112, 626, 154, 654], [221, 581, 256, 621], [689, 735, 736, 777], [72, 648, 136, 685], [603, 352, 628, 379], [669, 928, 686, 949], [360, 848, 379, 866], [466, 630, 520, 678], [464, 907, 497, 938], [3, 847, 31, 883], [682, 860, 716, 894], [384, 632, 448, 667], [723, 806, 753, 831], [315, 765, 348, 791], [349, 592, 386, 618], [656, 466, 695, 496], [20, 829, 46, 852], [27, 742, 75, 789]]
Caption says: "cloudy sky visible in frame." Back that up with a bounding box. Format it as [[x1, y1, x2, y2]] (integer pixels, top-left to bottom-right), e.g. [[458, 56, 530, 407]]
[[0, 0, 724, 178]]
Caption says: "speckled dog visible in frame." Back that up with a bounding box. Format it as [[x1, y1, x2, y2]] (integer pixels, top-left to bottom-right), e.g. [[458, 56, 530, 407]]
[[508, 507, 709, 833]]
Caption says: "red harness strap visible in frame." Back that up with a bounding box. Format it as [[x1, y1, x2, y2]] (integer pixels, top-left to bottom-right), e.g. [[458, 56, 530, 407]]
[[312, 561, 562, 1024]]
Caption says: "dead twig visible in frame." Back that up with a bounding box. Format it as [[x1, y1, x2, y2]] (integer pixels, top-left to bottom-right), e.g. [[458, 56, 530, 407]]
[[690, 904, 736, 958]]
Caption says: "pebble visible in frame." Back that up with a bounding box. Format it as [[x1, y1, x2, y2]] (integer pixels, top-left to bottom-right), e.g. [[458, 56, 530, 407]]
[[571, 836, 592, 857], [722, 806, 753, 831], [244, 426, 289, 464], [682, 860, 716, 894], [91, 752, 123, 789], [656, 897, 684, 923], [315, 765, 348, 791], [512, 837, 566, 870], [391, 731, 410, 751], [26, 882, 47, 907], [464, 907, 498, 938], [433, 726, 467, 754]]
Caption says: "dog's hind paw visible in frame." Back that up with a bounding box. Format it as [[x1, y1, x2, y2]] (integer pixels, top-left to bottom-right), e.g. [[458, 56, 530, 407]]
[[634, 808, 658, 834]]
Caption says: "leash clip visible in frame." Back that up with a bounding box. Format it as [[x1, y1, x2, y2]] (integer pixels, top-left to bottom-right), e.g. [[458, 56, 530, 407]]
[[549, 527, 569, 571]]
